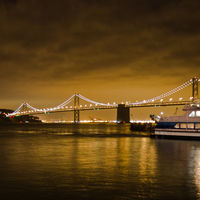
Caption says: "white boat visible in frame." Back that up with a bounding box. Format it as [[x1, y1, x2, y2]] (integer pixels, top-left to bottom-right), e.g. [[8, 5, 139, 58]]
[[153, 103, 200, 139]]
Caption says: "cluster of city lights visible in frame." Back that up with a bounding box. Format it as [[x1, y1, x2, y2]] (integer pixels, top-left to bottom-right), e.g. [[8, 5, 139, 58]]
[[42, 120, 155, 123]]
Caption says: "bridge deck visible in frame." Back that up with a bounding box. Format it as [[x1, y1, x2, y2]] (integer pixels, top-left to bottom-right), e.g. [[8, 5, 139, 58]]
[[18, 101, 192, 116]]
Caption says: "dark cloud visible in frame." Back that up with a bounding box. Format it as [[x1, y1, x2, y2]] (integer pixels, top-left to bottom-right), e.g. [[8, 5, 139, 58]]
[[1, 0, 18, 6], [0, 0, 200, 109]]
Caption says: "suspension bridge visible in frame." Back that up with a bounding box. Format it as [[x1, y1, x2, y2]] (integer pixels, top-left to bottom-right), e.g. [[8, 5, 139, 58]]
[[7, 77, 200, 123]]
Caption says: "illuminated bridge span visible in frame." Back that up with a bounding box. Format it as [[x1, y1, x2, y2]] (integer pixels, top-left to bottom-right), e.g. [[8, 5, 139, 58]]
[[8, 77, 200, 123]]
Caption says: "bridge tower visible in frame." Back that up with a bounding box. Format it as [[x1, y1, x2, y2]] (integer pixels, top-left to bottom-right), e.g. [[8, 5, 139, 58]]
[[74, 94, 80, 123], [117, 104, 130, 123], [21, 102, 28, 113], [192, 77, 199, 101]]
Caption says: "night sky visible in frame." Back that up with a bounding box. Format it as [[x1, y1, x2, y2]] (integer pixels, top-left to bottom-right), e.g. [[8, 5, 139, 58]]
[[0, 0, 200, 118]]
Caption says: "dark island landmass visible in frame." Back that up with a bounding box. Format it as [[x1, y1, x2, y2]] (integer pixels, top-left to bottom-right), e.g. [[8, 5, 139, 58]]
[[130, 122, 155, 132], [0, 109, 42, 124]]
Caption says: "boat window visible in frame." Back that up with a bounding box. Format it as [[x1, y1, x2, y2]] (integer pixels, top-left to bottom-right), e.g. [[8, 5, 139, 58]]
[[195, 123, 200, 129], [187, 123, 194, 129], [175, 123, 179, 128], [189, 111, 195, 117], [180, 123, 187, 128], [196, 111, 200, 117]]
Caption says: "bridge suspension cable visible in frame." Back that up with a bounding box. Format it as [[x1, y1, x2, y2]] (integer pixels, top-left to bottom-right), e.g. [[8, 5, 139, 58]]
[[55, 94, 75, 108], [77, 94, 114, 106], [25, 103, 39, 111], [129, 79, 193, 105], [11, 103, 25, 114], [7, 102, 39, 116]]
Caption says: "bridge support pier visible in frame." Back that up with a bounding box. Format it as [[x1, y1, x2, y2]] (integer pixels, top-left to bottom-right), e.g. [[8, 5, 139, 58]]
[[117, 104, 130, 123], [192, 77, 199, 100], [74, 94, 80, 123]]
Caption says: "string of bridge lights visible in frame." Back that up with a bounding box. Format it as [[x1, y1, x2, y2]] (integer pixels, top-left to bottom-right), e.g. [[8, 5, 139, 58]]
[[129, 79, 193, 105], [55, 94, 75, 109], [11, 103, 25, 114], [7, 79, 196, 116], [77, 94, 114, 106]]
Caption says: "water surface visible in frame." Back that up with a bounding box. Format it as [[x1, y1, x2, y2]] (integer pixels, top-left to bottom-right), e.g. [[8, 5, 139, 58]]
[[0, 124, 200, 200]]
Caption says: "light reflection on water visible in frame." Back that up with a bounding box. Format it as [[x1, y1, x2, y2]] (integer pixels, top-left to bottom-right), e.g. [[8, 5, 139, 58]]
[[189, 146, 200, 199], [0, 124, 200, 200]]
